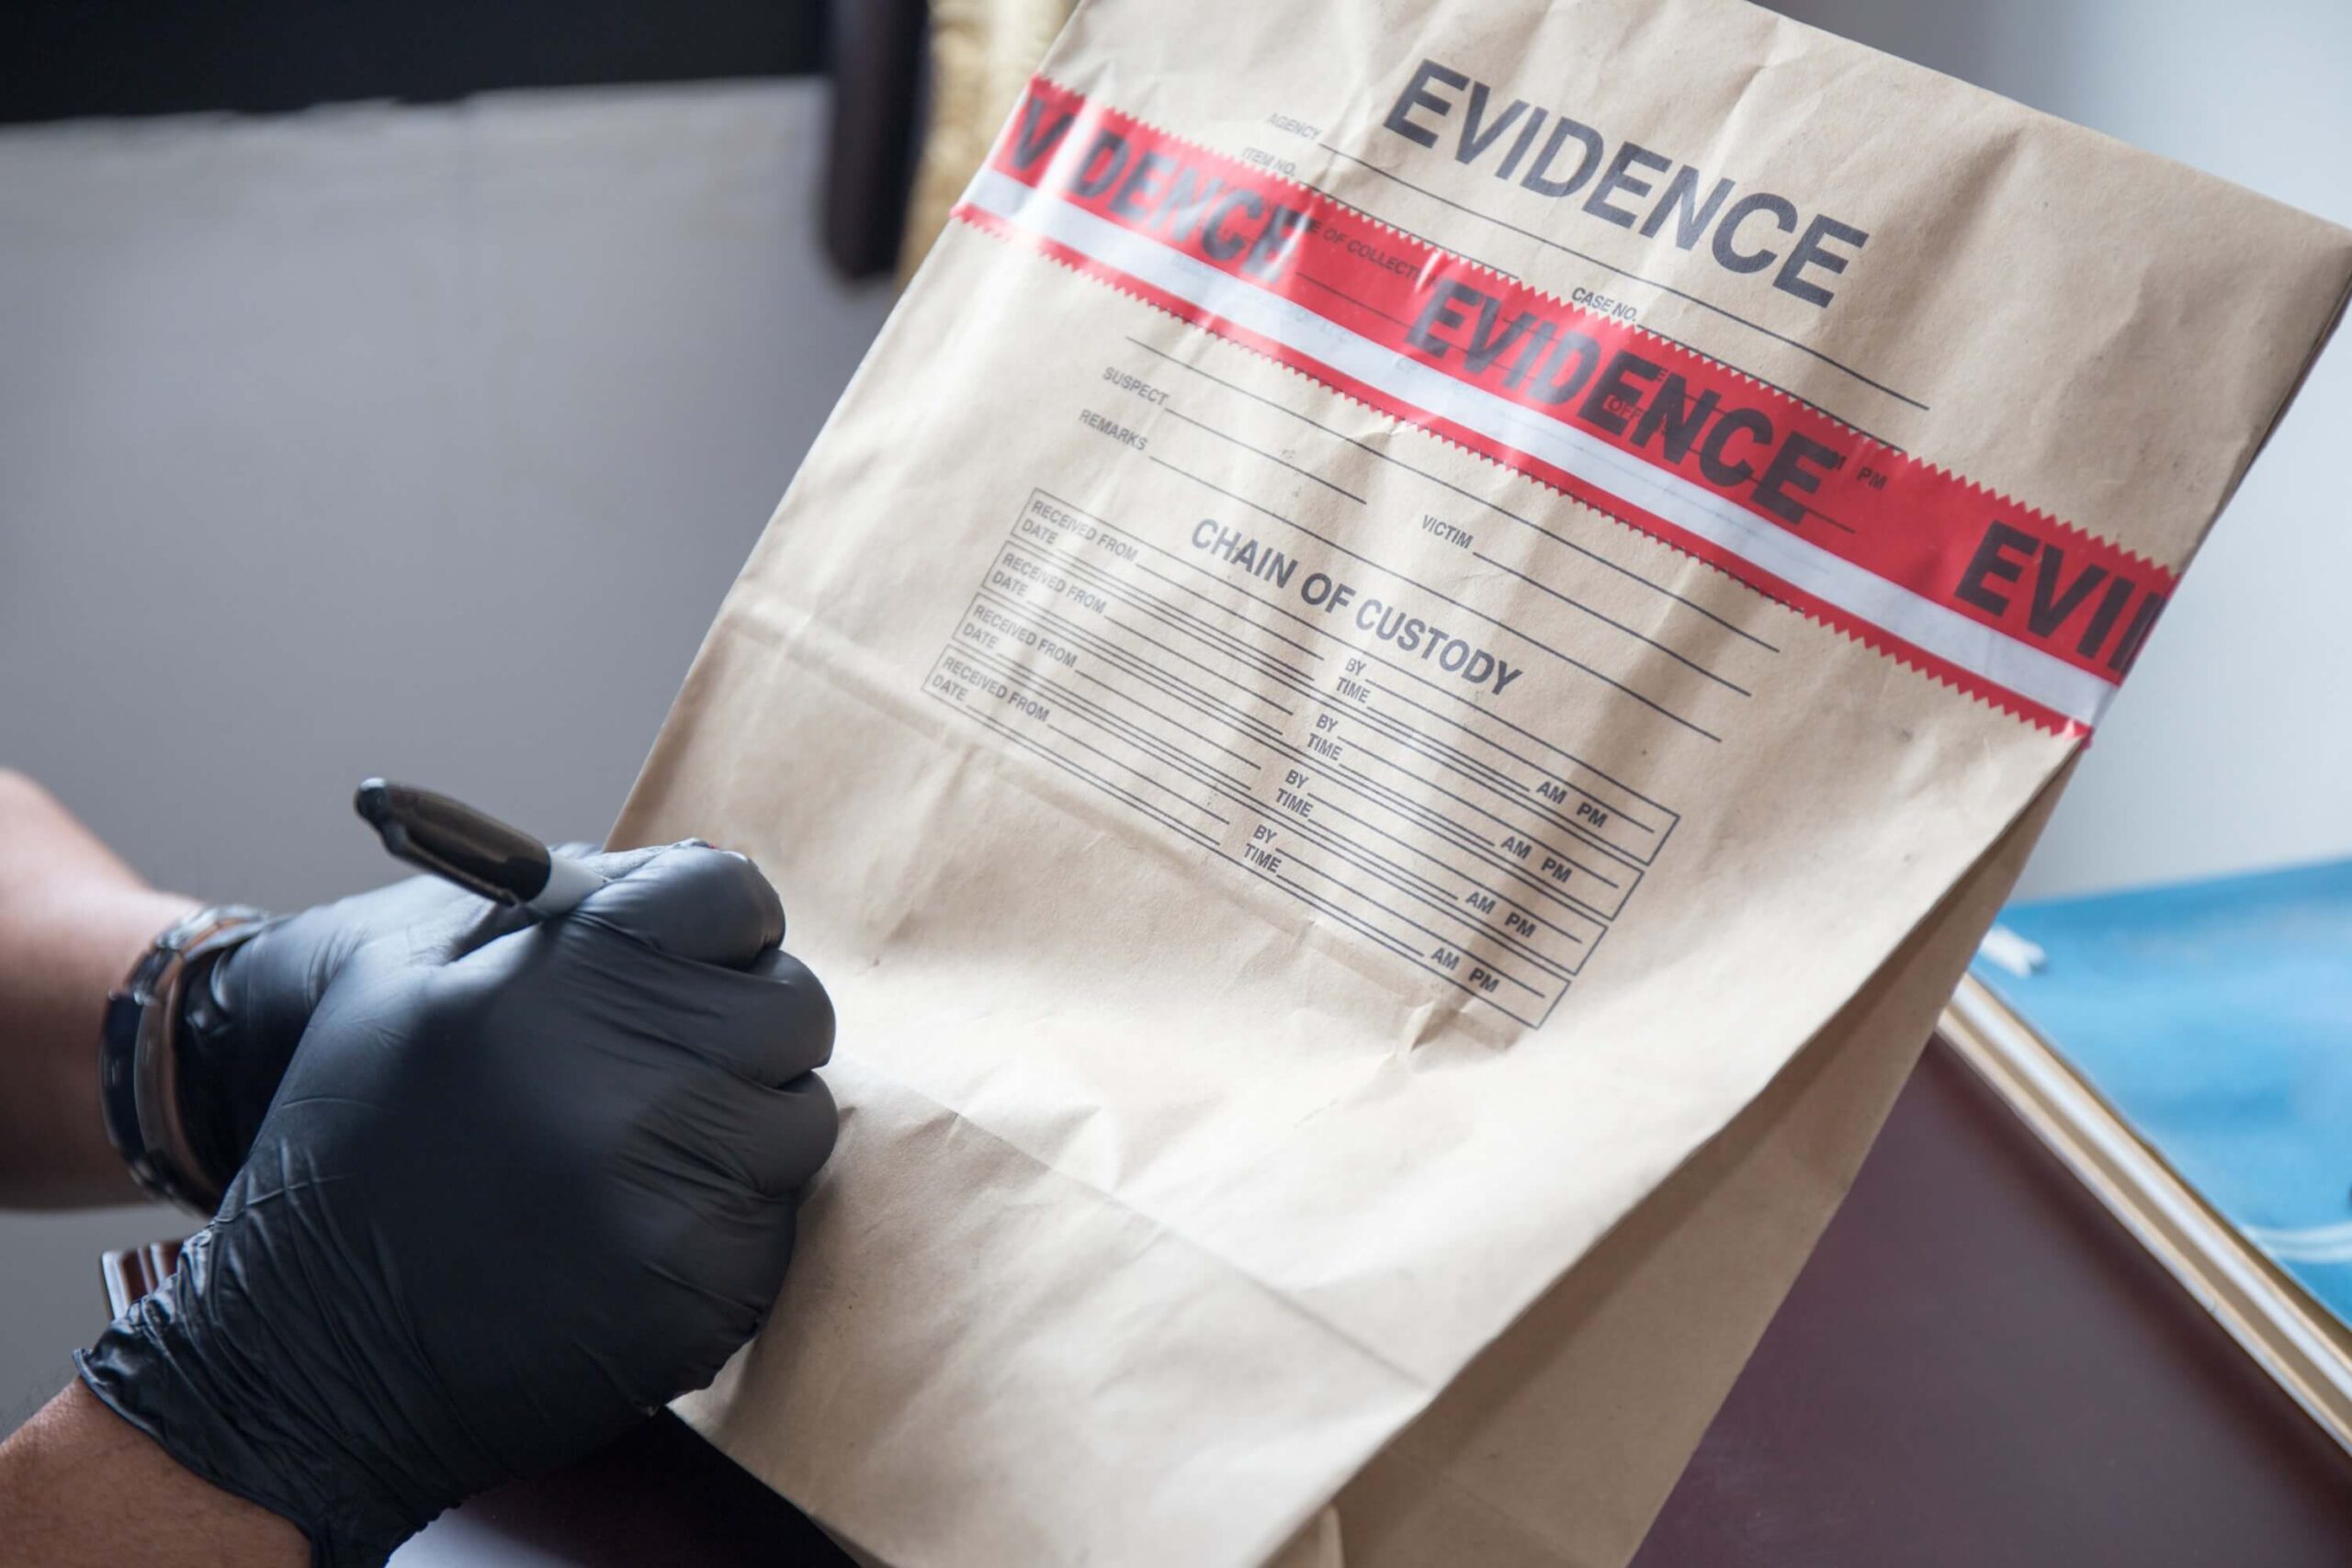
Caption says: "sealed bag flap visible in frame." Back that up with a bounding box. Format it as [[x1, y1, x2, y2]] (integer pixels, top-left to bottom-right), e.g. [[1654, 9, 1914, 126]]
[[615, 1, 2352, 1562]]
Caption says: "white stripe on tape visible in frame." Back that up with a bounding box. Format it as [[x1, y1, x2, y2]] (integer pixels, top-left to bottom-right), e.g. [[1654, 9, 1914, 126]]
[[967, 165, 2116, 730]]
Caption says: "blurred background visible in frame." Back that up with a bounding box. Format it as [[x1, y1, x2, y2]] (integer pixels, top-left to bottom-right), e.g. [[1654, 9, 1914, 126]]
[[4, 0, 2347, 1428]]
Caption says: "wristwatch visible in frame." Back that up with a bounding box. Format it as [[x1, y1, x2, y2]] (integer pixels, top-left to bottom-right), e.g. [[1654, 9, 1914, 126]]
[[99, 904, 269, 1213]]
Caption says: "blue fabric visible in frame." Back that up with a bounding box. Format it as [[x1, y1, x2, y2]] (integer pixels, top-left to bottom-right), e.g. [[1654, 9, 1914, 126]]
[[1972, 858, 2352, 1331]]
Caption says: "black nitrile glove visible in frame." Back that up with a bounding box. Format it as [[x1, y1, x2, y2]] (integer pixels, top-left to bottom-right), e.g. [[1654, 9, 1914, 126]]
[[79, 844, 837, 1567], [174, 842, 719, 1190]]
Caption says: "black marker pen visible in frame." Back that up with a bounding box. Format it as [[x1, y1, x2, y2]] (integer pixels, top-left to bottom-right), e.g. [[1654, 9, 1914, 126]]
[[353, 778, 606, 914]]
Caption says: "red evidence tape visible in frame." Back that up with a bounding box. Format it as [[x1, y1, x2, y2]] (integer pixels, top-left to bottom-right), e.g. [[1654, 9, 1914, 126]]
[[953, 77, 2175, 736]]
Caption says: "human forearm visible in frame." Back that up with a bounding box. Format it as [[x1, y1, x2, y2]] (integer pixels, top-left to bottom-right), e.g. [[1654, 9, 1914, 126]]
[[0, 770, 196, 1206], [0, 1381, 306, 1567]]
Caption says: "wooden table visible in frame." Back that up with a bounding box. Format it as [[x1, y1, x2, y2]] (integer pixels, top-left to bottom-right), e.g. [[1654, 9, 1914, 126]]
[[393, 1040, 2352, 1566]]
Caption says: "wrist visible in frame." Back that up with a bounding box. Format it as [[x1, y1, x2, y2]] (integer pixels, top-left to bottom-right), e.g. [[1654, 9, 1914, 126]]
[[0, 884, 196, 1206], [0, 770, 199, 1205], [0, 1380, 308, 1568], [80, 1224, 443, 1566]]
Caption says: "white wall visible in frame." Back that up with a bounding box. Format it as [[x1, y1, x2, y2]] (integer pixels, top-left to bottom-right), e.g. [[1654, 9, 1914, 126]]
[[1765, 0, 2352, 898], [0, 81, 891, 1427]]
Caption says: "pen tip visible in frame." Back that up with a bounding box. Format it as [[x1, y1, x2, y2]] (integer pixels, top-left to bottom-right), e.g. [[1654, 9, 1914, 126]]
[[354, 778, 392, 827]]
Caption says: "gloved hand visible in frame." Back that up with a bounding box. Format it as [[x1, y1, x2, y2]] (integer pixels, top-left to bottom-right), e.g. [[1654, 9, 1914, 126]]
[[79, 844, 837, 1567], [175, 842, 745, 1191]]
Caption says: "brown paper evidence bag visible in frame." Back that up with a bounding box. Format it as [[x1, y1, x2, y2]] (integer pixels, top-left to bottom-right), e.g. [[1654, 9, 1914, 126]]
[[611, 2, 2352, 1562]]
